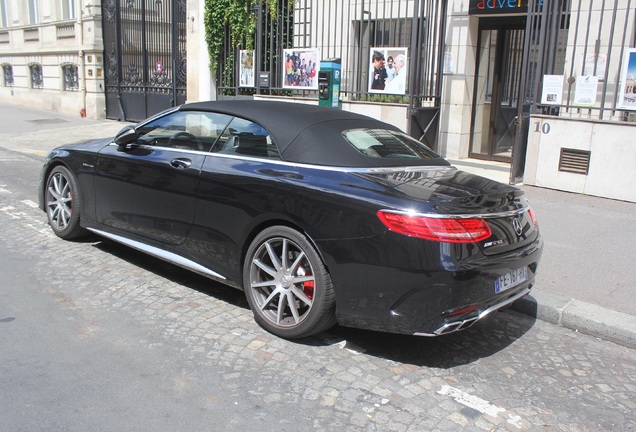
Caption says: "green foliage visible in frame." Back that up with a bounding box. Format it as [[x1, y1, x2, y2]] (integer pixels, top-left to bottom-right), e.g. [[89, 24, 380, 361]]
[[203, 0, 252, 73], [358, 93, 410, 104], [203, 0, 292, 73]]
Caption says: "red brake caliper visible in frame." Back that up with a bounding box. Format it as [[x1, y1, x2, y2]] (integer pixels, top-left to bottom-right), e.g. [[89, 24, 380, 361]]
[[303, 270, 314, 299]]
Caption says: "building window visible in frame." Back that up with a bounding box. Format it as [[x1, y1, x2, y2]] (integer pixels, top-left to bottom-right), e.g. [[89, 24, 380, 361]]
[[28, 0, 39, 25], [3, 64, 13, 86], [63, 64, 78, 91], [62, 0, 76, 20], [30, 64, 43, 89]]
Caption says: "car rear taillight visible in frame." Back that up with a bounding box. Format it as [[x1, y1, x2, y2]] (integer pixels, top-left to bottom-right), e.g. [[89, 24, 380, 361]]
[[377, 211, 492, 243], [528, 208, 538, 226]]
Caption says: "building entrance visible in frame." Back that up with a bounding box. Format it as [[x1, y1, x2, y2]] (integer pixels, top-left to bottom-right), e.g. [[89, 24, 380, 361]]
[[470, 18, 526, 162]]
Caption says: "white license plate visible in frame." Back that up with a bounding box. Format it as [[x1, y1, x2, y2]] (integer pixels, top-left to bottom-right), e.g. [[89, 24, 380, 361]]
[[495, 267, 529, 293]]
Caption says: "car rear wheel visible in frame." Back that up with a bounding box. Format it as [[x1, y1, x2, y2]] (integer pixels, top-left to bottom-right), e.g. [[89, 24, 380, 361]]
[[243, 226, 336, 339], [45, 165, 87, 239]]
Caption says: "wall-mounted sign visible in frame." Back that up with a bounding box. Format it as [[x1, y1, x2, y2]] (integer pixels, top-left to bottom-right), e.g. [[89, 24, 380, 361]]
[[618, 48, 636, 110], [283, 48, 320, 90], [368, 47, 408, 95], [469, 0, 543, 15], [573, 76, 599, 107], [259, 72, 270, 88], [239, 50, 254, 88], [541, 75, 564, 105], [583, 54, 606, 80]]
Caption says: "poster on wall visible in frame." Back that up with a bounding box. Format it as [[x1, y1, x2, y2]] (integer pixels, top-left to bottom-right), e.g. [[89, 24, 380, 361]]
[[368, 47, 408, 95], [541, 75, 564, 105], [282, 48, 320, 90], [573, 75, 599, 107], [618, 48, 636, 110], [239, 50, 255, 87], [583, 54, 606, 80]]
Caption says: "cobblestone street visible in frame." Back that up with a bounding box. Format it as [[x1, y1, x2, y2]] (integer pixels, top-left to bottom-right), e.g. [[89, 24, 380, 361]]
[[1, 151, 635, 431]]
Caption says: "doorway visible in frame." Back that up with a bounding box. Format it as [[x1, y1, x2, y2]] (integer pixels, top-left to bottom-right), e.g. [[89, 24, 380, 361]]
[[470, 18, 525, 162]]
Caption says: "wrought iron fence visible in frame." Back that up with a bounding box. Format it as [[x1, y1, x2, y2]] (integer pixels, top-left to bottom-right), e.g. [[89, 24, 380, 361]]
[[216, 0, 447, 108], [523, 0, 636, 122]]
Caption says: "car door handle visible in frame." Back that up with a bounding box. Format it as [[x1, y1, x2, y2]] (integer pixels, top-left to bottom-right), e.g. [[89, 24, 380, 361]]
[[258, 169, 303, 179], [170, 158, 192, 169]]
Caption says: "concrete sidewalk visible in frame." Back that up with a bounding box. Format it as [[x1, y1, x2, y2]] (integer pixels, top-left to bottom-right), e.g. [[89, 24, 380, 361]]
[[1, 102, 635, 349]]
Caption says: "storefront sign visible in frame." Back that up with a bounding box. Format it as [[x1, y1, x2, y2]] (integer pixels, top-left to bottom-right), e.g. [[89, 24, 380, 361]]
[[469, 0, 542, 15]]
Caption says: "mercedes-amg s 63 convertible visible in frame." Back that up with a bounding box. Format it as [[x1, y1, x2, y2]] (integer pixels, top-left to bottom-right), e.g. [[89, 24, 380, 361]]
[[40, 100, 543, 339]]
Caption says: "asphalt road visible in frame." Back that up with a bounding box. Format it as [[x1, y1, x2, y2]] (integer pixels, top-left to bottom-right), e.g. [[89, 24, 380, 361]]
[[0, 134, 635, 430]]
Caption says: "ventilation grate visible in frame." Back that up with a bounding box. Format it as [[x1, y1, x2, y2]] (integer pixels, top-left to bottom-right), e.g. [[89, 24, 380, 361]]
[[559, 148, 591, 174]]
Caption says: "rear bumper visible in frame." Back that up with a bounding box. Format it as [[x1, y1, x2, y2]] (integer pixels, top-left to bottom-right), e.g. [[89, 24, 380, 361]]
[[414, 286, 531, 336], [322, 232, 543, 336]]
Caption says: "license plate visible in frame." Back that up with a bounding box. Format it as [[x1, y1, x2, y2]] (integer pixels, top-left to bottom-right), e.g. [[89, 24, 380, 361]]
[[495, 267, 529, 293]]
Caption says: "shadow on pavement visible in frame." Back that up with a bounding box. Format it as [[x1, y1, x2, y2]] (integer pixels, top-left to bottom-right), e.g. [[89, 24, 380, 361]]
[[92, 238, 536, 369], [92, 239, 250, 309], [310, 309, 536, 369]]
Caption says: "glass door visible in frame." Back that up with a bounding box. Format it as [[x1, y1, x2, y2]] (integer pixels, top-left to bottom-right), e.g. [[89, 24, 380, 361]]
[[470, 19, 525, 162]]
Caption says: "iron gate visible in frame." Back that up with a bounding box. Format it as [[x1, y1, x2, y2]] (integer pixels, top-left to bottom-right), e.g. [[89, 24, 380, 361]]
[[102, 0, 187, 122]]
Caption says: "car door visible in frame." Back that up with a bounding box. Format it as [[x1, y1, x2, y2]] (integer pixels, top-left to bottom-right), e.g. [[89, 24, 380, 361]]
[[94, 110, 233, 246]]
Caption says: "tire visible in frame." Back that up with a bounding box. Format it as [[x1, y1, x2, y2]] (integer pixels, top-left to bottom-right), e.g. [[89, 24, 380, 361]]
[[44, 165, 87, 240], [243, 226, 336, 339]]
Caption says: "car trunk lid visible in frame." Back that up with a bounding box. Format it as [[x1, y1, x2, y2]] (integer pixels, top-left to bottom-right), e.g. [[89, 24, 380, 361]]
[[354, 167, 539, 255]]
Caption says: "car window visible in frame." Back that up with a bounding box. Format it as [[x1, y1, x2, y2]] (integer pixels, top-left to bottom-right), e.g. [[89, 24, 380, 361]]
[[213, 117, 280, 159], [136, 111, 233, 152], [342, 128, 441, 160]]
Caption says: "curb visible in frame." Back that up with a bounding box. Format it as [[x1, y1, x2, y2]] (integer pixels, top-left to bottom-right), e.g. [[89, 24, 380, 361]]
[[511, 290, 636, 350]]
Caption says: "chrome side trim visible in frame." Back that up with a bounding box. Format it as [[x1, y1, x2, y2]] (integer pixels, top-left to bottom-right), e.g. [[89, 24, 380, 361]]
[[379, 206, 529, 220], [290, 163, 457, 174], [104, 141, 458, 174], [413, 287, 531, 337], [87, 228, 226, 280], [105, 142, 208, 157]]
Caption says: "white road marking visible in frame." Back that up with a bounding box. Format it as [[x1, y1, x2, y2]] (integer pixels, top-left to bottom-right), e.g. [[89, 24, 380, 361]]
[[438, 385, 506, 418], [21, 199, 39, 208], [438, 385, 527, 428], [0, 200, 55, 238]]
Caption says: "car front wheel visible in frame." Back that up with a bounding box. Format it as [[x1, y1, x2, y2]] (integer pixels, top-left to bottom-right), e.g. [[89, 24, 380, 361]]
[[45, 165, 87, 239], [243, 226, 336, 339]]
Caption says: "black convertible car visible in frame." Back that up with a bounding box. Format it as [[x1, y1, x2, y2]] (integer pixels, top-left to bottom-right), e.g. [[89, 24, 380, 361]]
[[39, 100, 542, 339]]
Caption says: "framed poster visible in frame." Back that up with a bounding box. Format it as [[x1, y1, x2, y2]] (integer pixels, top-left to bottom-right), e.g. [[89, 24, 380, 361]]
[[239, 50, 255, 87], [618, 48, 636, 110], [282, 48, 319, 90], [368, 47, 408, 95]]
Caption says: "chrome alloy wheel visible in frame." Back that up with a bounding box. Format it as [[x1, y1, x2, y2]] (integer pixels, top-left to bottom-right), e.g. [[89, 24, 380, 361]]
[[46, 171, 73, 231], [248, 237, 316, 327]]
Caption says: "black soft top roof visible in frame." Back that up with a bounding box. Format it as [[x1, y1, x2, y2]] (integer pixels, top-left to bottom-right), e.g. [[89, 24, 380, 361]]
[[180, 100, 448, 168]]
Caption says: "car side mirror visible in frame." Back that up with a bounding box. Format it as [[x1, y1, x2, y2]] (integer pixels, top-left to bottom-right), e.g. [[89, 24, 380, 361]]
[[114, 126, 138, 149]]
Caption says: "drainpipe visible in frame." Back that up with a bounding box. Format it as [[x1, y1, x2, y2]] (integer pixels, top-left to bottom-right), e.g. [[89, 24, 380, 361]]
[[77, 1, 87, 117]]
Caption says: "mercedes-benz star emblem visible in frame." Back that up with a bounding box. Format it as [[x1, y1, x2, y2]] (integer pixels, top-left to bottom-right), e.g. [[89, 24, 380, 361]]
[[512, 217, 523, 236]]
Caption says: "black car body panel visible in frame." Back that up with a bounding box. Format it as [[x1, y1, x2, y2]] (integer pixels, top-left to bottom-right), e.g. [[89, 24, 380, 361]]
[[39, 100, 543, 337]]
